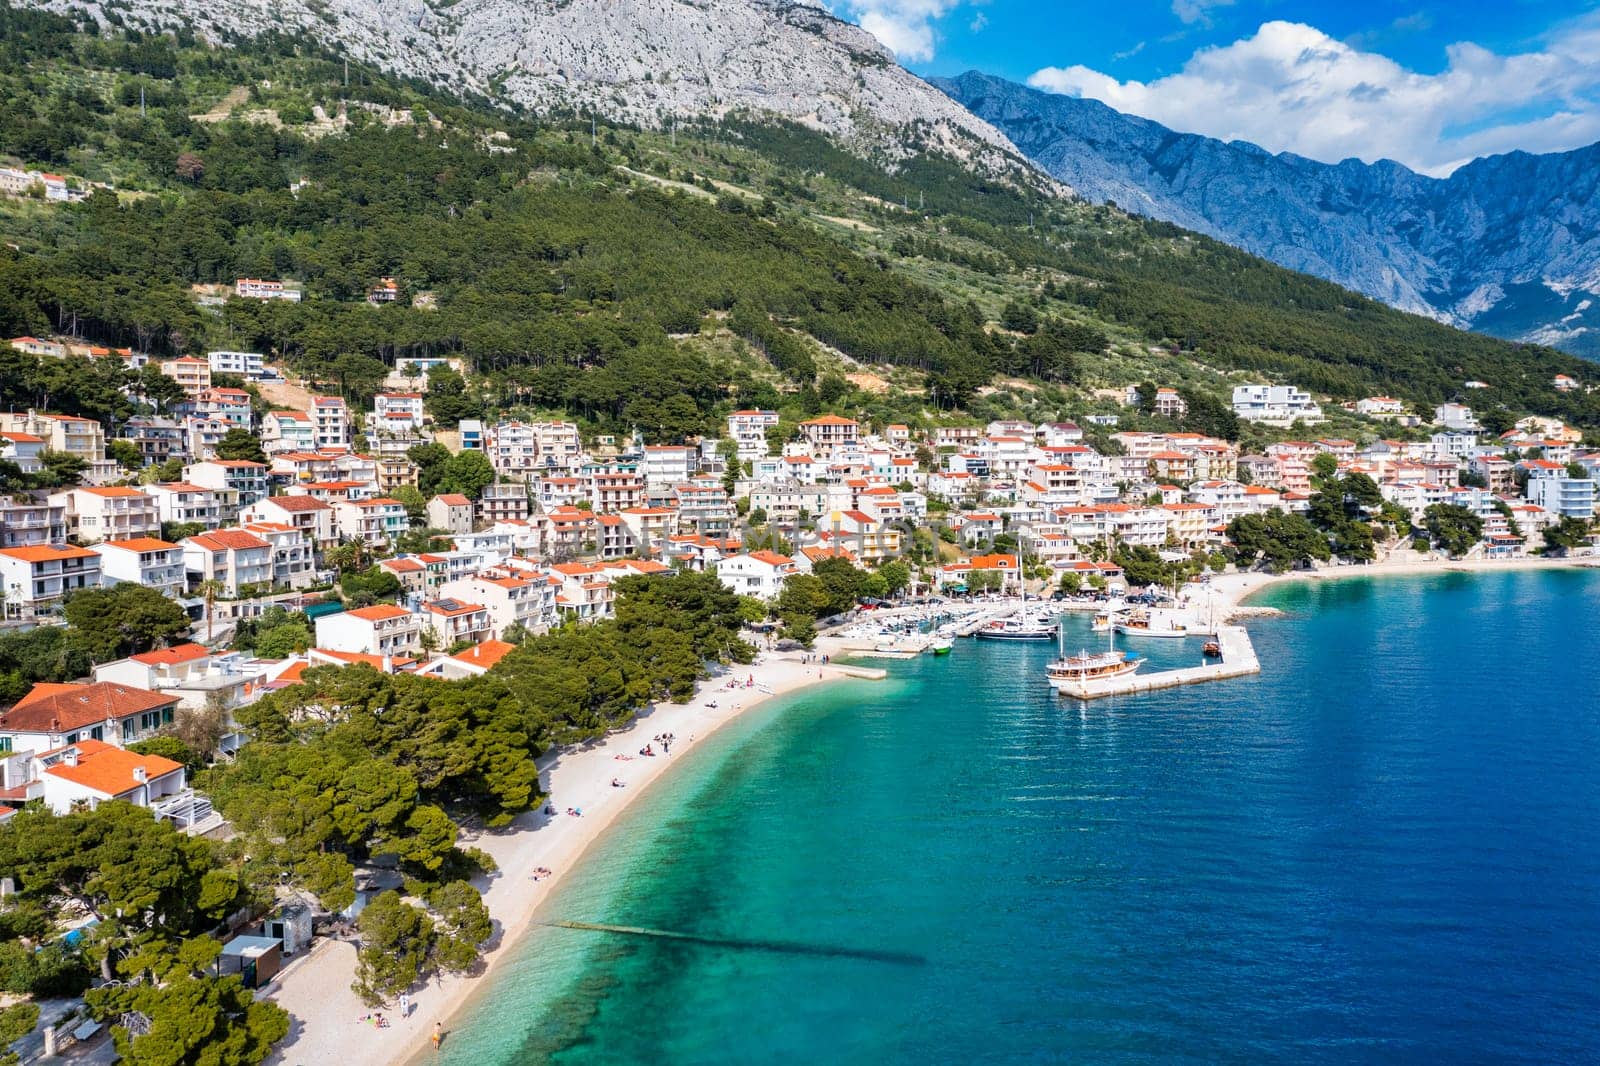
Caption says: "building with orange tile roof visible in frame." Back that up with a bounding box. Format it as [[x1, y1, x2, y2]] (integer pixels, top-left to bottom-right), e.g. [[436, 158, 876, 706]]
[[40, 739, 187, 816], [313, 603, 420, 657], [0, 543, 101, 622], [0, 681, 177, 756], [94, 536, 185, 598]]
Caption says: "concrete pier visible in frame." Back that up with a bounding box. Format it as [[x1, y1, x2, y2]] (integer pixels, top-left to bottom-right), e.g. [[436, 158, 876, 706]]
[[1053, 624, 1260, 700]]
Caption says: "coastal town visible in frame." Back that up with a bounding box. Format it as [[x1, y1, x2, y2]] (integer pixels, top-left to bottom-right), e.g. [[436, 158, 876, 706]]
[[0, 319, 1596, 1057]]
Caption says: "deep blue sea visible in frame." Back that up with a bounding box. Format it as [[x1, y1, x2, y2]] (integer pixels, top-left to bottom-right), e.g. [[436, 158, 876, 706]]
[[438, 570, 1600, 1064]]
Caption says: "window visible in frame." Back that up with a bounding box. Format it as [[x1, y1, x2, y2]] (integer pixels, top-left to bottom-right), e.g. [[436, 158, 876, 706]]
[[66, 732, 79, 744], [162, 707, 174, 725], [90, 726, 103, 741], [122, 718, 136, 740], [0, 738, 10, 753]]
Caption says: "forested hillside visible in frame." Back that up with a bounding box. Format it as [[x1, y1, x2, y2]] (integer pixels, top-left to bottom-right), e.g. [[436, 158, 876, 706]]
[[2, 2, 1597, 437]]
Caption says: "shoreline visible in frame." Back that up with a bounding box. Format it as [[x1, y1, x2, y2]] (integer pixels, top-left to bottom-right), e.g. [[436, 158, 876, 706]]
[[263, 651, 859, 1066], [1203, 552, 1599, 616]]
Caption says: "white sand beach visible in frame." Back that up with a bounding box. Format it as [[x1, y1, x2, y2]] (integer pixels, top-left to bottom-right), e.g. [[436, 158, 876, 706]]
[[262, 651, 854, 1066], [1202, 550, 1600, 617]]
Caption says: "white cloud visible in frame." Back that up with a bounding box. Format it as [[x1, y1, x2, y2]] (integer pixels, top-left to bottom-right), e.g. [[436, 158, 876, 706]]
[[1172, 0, 1233, 27], [969, 12, 988, 33], [844, 0, 960, 63], [1027, 16, 1600, 176]]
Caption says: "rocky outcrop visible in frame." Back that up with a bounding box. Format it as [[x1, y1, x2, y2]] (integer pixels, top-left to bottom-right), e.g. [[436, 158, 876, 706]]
[[28, 0, 1045, 180]]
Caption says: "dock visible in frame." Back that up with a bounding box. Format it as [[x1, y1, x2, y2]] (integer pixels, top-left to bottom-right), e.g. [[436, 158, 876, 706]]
[[1054, 624, 1261, 700]]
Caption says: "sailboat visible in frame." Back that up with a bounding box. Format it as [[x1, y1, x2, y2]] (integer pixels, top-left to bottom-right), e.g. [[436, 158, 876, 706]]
[[975, 578, 1058, 641]]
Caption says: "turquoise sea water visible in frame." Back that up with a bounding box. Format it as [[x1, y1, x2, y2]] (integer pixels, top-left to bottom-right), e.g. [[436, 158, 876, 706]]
[[439, 570, 1600, 1063]]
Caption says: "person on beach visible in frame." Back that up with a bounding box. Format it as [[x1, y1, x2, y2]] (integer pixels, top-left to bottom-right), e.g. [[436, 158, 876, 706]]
[[432, 1021, 443, 1049]]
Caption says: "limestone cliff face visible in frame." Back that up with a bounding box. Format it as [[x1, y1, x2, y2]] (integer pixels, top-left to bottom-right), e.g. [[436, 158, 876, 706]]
[[31, 0, 1044, 179], [940, 71, 1600, 358]]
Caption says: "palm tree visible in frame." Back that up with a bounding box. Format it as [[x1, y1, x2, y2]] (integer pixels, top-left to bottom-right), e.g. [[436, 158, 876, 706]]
[[196, 579, 226, 643]]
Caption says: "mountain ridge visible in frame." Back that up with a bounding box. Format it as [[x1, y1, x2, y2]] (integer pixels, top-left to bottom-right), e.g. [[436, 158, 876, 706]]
[[21, 0, 1056, 187], [937, 70, 1600, 359]]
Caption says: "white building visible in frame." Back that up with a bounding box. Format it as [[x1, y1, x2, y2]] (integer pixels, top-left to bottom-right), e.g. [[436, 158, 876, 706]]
[[715, 550, 797, 600], [643, 445, 698, 487], [1231, 384, 1324, 423], [207, 350, 265, 377], [0, 494, 67, 547], [0, 681, 176, 756], [728, 410, 779, 461], [143, 481, 224, 530], [50, 486, 161, 544], [1356, 396, 1406, 416], [438, 573, 558, 638], [40, 740, 188, 817], [371, 393, 426, 432], [310, 396, 352, 450], [0, 544, 101, 622], [94, 537, 185, 600], [314, 604, 420, 657], [181, 529, 272, 594], [1434, 403, 1481, 433], [262, 411, 316, 454]]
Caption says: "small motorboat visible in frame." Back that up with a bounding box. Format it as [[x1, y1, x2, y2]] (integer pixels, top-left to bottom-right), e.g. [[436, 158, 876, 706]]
[[1202, 640, 1221, 658]]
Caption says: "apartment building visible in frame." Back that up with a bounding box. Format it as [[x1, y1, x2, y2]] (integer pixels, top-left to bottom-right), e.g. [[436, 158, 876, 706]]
[[643, 445, 698, 488], [181, 529, 273, 595], [1231, 384, 1324, 423], [420, 598, 493, 648], [728, 409, 779, 460], [310, 396, 352, 450], [119, 418, 186, 466], [371, 393, 425, 432], [0, 681, 177, 756], [240, 495, 337, 549], [184, 417, 230, 462], [235, 278, 301, 302], [159, 357, 212, 394], [262, 411, 316, 454], [50, 486, 160, 543], [0, 495, 67, 548], [184, 460, 269, 512], [334, 497, 409, 547], [95, 537, 185, 599], [207, 350, 264, 377], [142, 482, 222, 530], [314, 604, 420, 657], [0, 544, 101, 622], [799, 415, 860, 457], [588, 469, 645, 512], [240, 522, 318, 589], [486, 421, 539, 479], [475, 483, 530, 525], [715, 550, 796, 600], [673, 479, 736, 537]]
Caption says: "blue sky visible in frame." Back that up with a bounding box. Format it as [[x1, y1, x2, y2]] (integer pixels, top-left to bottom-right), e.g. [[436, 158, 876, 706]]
[[833, 0, 1600, 174]]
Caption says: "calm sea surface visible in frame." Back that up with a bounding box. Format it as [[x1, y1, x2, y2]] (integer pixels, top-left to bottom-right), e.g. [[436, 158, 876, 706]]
[[438, 570, 1600, 1064]]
